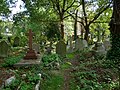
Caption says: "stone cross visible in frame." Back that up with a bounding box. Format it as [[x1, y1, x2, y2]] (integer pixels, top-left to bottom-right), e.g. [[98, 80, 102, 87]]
[[27, 29, 34, 50], [24, 29, 37, 60]]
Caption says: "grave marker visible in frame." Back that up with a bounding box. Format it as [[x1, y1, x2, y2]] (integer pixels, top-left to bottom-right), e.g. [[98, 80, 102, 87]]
[[13, 37, 20, 47], [0, 41, 9, 58], [56, 40, 66, 56], [75, 38, 88, 51], [103, 40, 111, 51], [24, 29, 37, 60]]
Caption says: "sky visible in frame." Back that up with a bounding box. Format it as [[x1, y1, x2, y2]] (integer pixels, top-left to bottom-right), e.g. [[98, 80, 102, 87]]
[[9, 0, 26, 15], [0, 0, 26, 21]]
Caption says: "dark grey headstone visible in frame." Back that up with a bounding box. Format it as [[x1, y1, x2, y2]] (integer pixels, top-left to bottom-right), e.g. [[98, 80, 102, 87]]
[[56, 40, 66, 56], [13, 37, 20, 47], [0, 41, 9, 58]]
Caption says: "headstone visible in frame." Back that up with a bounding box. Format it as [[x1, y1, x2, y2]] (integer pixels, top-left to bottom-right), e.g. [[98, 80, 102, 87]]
[[93, 42, 106, 56], [32, 43, 40, 54], [0, 41, 9, 58], [103, 40, 111, 51], [13, 37, 20, 47], [45, 46, 53, 54], [83, 40, 88, 47], [24, 29, 37, 60], [56, 40, 66, 56], [75, 38, 88, 51], [4, 76, 15, 86], [67, 36, 74, 53]]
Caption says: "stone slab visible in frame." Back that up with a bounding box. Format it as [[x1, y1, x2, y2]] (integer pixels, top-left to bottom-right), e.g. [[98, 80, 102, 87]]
[[14, 54, 42, 67]]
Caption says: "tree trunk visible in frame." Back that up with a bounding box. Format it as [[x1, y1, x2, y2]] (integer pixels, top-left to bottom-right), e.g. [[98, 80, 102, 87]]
[[60, 19, 64, 39], [84, 26, 89, 41], [107, 1, 120, 88], [74, 10, 78, 40]]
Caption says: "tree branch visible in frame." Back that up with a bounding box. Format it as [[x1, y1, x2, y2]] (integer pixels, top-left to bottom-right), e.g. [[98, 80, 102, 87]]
[[64, 0, 76, 12], [82, 0, 87, 26], [67, 11, 84, 26], [89, 3, 111, 26]]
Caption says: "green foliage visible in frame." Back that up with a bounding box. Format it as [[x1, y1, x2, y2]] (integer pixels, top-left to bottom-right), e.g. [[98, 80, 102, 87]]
[[42, 54, 61, 66], [3, 68, 41, 90], [70, 49, 119, 90], [26, 71, 40, 83], [61, 61, 72, 69], [20, 81, 34, 90], [45, 22, 61, 41], [66, 53, 75, 59], [2, 53, 24, 67], [41, 74, 63, 90], [0, 0, 10, 16], [106, 34, 120, 68], [75, 48, 91, 61]]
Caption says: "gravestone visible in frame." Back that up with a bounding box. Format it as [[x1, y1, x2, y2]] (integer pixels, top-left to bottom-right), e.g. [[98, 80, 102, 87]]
[[56, 40, 66, 56], [75, 38, 88, 51], [83, 40, 88, 47], [0, 41, 9, 58], [93, 42, 106, 56], [67, 36, 74, 53], [103, 40, 111, 51], [24, 29, 37, 60], [32, 43, 40, 54], [13, 37, 20, 47]]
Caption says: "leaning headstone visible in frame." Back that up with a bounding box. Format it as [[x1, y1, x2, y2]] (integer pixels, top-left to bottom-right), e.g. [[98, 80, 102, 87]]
[[0, 41, 9, 58], [75, 38, 88, 51], [32, 43, 40, 54], [13, 37, 20, 47], [103, 40, 111, 51], [56, 40, 66, 56], [4, 76, 15, 86]]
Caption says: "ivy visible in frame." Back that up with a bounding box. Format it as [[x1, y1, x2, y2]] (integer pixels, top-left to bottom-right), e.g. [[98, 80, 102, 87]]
[[106, 34, 120, 68]]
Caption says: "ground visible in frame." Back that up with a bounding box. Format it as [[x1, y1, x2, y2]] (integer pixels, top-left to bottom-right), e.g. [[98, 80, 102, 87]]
[[0, 51, 119, 90]]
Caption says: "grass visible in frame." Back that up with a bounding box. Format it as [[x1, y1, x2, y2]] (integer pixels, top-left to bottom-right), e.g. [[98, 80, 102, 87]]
[[61, 61, 72, 69], [41, 74, 64, 90], [66, 53, 75, 59]]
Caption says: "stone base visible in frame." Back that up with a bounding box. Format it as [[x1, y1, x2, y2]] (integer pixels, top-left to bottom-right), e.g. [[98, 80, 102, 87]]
[[24, 49, 37, 60], [14, 54, 41, 67]]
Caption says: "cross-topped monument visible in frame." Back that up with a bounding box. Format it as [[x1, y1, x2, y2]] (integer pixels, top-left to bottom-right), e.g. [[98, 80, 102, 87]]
[[24, 29, 37, 60], [28, 29, 34, 50]]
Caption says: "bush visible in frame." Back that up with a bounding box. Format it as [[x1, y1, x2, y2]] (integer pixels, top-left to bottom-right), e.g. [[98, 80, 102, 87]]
[[42, 54, 61, 65]]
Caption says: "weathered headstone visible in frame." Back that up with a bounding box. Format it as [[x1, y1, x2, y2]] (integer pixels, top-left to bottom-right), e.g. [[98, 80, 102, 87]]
[[93, 42, 106, 56], [0, 41, 9, 58], [56, 40, 66, 56], [83, 40, 88, 47], [103, 40, 111, 51], [13, 37, 20, 47], [75, 38, 88, 51], [32, 43, 40, 54], [24, 29, 37, 60], [67, 36, 74, 53]]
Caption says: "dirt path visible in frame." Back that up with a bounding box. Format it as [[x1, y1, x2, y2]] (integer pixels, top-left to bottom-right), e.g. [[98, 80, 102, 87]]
[[63, 69, 71, 90], [63, 58, 79, 90]]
